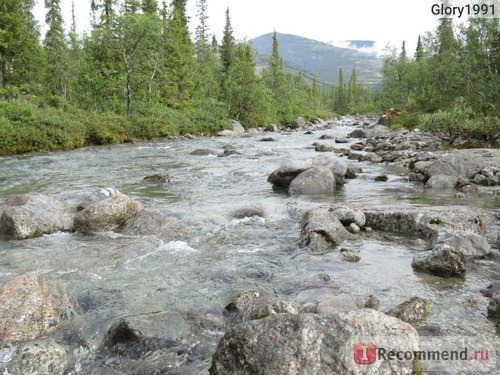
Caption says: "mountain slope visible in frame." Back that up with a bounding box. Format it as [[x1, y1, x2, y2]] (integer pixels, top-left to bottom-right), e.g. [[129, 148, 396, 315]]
[[252, 33, 382, 89]]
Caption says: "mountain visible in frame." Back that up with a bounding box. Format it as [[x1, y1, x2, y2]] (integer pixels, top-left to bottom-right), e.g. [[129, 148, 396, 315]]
[[251, 33, 382, 89]]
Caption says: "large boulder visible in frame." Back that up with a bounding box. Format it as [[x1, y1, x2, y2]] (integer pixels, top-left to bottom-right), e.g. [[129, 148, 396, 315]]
[[0, 274, 77, 341], [417, 154, 481, 180], [433, 229, 491, 259], [424, 174, 458, 188], [0, 193, 73, 239], [289, 166, 336, 196], [357, 205, 488, 243], [267, 160, 312, 188], [217, 120, 245, 136], [300, 208, 350, 252], [74, 189, 143, 232], [412, 246, 466, 278], [209, 309, 419, 375]]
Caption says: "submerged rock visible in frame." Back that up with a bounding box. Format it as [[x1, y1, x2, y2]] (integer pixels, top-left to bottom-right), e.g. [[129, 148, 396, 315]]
[[231, 205, 266, 219], [412, 246, 466, 278], [387, 296, 429, 325], [210, 310, 419, 375], [300, 207, 350, 252], [117, 209, 195, 241], [74, 190, 143, 233], [0, 193, 73, 239], [487, 293, 500, 319], [0, 274, 77, 341], [143, 173, 171, 184], [481, 281, 500, 298]]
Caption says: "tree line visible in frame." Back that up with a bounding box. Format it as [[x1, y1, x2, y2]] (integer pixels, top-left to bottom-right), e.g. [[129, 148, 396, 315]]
[[2, 0, 373, 154], [380, 16, 499, 140]]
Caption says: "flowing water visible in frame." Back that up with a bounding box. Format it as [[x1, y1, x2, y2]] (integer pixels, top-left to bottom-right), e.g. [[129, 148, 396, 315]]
[[0, 123, 498, 373]]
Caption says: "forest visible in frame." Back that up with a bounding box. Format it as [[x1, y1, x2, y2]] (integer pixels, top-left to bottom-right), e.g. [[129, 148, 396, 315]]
[[0, 0, 498, 154]]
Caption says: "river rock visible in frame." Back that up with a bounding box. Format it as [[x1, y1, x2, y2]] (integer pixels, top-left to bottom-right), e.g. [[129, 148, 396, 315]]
[[412, 246, 466, 277], [361, 152, 382, 163], [265, 124, 279, 132], [224, 291, 299, 322], [487, 293, 500, 319], [314, 143, 333, 152], [387, 297, 429, 325], [290, 117, 306, 129], [433, 229, 491, 259], [425, 174, 458, 188], [419, 154, 481, 180], [316, 294, 359, 313], [209, 309, 419, 375], [74, 191, 143, 232], [319, 134, 335, 140], [117, 209, 195, 241], [0, 193, 73, 239], [358, 205, 488, 242], [232, 205, 266, 219], [333, 207, 366, 227], [480, 281, 500, 298], [300, 207, 350, 252], [267, 160, 312, 188], [0, 274, 77, 341], [217, 120, 245, 136], [190, 148, 217, 156], [340, 248, 361, 262], [143, 173, 171, 184], [8, 339, 69, 375], [289, 166, 336, 196]]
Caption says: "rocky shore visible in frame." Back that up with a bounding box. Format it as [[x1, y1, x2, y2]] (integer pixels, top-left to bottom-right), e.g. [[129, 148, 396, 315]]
[[0, 115, 498, 374]]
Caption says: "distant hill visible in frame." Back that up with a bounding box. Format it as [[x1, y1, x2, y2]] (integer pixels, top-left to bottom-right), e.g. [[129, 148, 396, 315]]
[[251, 33, 382, 89]]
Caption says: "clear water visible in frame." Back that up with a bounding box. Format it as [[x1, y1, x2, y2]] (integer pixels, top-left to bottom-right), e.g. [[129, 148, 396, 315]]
[[0, 124, 498, 373]]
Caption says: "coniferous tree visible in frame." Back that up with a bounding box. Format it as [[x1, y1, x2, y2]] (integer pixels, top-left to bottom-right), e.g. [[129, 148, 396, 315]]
[[414, 35, 424, 61], [141, 0, 157, 14], [44, 0, 68, 97], [161, 0, 195, 108], [220, 8, 235, 74], [0, 0, 43, 88]]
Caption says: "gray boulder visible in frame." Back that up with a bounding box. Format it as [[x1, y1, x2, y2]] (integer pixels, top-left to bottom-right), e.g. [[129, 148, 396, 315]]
[[265, 124, 279, 132], [300, 208, 350, 252], [217, 120, 245, 136], [481, 281, 500, 298], [209, 310, 419, 375], [0, 274, 77, 342], [231, 206, 266, 219], [289, 166, 336, 196], [267, 160, 312, 188], [143, 173, 171, 184], [387, 297, 429, 325], [412, 246, 466, 277], [433, 229, 491, 259], [74, 190, 143, 232], [421, 154, 481, 180], [425, 174, 458, 188], [314, 143, 333, 152], [190, 148, 217, 156], [290, 117, 306, 129], [0, 193, 73, 239]]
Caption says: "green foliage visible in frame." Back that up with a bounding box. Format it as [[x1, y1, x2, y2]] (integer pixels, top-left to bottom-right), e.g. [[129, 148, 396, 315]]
[[381, 16, 499, 141]]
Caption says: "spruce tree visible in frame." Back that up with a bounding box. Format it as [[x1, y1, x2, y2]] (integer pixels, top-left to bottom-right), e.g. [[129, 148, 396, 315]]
[[141, 0, 157, 14], [414, 35, 424, 61], [0, 0, 43, 88], [44, 0, 68, 97], [220, 8, 235, 74]]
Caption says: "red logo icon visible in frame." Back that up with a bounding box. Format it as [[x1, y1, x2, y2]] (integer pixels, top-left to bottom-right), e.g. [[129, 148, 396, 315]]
[[354, 342, 377, 365]]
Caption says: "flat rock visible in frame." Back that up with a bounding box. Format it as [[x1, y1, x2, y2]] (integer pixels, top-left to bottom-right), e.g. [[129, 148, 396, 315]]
[[210, 310, 419, 375]]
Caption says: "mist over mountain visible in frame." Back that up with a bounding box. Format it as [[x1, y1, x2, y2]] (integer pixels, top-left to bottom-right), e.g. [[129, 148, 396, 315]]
[[252, 33, 382, 89]]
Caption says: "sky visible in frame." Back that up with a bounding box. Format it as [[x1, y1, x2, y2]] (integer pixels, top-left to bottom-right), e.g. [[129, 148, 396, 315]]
[[33, 0, 444, 55]]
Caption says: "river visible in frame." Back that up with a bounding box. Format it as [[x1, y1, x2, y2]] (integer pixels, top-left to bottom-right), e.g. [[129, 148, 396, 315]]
[[0, 120, 497, 373]]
